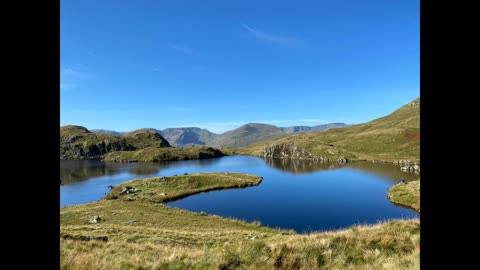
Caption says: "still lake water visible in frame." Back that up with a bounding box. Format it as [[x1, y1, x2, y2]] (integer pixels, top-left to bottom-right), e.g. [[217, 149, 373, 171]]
[[60, 156, 419, 233]]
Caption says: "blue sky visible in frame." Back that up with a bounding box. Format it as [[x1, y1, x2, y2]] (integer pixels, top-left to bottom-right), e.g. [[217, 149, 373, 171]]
[[60, 0, 419, 133]]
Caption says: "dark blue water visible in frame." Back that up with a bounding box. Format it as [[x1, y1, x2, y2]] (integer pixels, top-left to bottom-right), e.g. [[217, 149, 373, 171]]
[[60, 156, 419, 233]]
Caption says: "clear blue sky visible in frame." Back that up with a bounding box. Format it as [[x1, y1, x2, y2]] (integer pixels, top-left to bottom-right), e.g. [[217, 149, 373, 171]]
[[60, 0, 419, 133]]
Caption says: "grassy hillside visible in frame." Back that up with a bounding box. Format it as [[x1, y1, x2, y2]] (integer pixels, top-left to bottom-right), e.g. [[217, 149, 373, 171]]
[[239, 98, 420, 162], [61, 173, 420, 269], [159, 127, 219, 146], [123, 129, 171, 148], [90, 129, 126, 136], [212, 123, 288, 148], [103, 146, 224, 162], [280, 123, 349, 134], [60, 126, 135, 160]]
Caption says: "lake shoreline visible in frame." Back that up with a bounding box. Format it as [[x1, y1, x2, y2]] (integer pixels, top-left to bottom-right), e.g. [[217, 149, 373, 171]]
[[61, 171, 420, 269]]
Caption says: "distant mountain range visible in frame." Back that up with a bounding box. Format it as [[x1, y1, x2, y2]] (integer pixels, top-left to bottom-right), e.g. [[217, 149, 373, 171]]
[[91, 122, 349, 148]]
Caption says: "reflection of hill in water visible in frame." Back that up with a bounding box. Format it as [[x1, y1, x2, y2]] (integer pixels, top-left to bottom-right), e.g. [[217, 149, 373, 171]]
[[346, 162, 419, 183], [263, 158, 346, 174], [60, 159, 220, 184], [264, 158, 419, 183]]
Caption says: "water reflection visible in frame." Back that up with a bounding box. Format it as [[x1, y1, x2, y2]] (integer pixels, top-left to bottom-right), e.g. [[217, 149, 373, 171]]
[[61, 156, 419, 231], [60, 158, 221, 184], [263, 158, 346, 174], [263, 158, 419, 183]]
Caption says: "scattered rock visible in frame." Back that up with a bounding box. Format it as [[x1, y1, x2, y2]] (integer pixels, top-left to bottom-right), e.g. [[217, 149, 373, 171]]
[[120, 186, 136, 194], [160, 192, 168, 196], [89, 216, 102, 224]]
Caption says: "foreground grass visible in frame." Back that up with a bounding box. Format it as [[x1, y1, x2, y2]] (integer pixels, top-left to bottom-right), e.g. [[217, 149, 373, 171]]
[[61, 173, 420, 269], [388, 181, 420, 212]]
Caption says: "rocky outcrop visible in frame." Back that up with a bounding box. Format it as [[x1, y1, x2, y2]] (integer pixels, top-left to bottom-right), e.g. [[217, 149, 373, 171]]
[[60, 130, 135, 160], [89, 216, 102, 224], [60, 126, 172, 160], [400, 166, 420, 172], [394, 160, 420, 172], [263, 142, 350, 162]]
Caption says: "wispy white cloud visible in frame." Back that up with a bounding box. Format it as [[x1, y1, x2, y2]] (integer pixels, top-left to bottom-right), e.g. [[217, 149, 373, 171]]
[[87, 51, 97, 57], [183, 119, 329, 133], [61, 64, 90, 78], [170, 44, 196, 55], [60, 83, 75, 91], [241, 23, 308, 48], [60, 64, 93, 91]]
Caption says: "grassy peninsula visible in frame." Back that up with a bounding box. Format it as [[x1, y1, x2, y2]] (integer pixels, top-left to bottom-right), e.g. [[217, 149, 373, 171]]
[[61, 173, 420, 269], [388, 181, 420, 212]]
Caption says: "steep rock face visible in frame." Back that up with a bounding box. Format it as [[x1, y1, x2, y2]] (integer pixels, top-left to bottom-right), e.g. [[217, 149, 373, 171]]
[[263, 142, 350, 162], [60, 126, 135, 160]]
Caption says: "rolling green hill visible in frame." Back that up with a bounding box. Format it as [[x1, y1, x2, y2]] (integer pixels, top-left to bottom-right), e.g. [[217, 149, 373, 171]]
[[238, 98, 420, 162], [211, 123, 288, 148], [60, 126, 226, 161], [90, 129, 126, 136], [158, 127, 219, 146], [279, 123, 349, 134], [123, 129, 171, 149]]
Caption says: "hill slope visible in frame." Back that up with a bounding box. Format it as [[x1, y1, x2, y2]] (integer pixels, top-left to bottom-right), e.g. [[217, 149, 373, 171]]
[[211, 123, 288, 148], [123, 129, 171, 149], [238, 98, 420, 161], [280, 123, 349, 134], [90, 129, 125, 136], [158, 127, 219, 146], [60, 126, 135, 160]]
